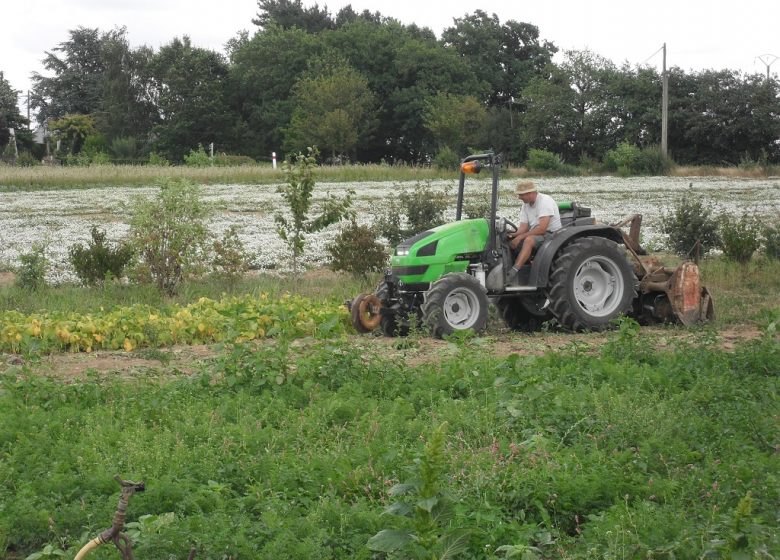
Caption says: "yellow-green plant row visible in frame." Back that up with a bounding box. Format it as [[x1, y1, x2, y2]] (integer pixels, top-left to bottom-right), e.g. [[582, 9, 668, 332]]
[[0, 293, 348, 354]]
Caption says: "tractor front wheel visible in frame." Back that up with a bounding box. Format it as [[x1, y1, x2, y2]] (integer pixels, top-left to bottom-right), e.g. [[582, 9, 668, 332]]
[[422, 273, 489, 338], [547, 237, 636, 331]]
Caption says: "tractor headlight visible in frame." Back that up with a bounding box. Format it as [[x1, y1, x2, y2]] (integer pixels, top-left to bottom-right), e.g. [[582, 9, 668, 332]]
[[396, 248, 410, 256]]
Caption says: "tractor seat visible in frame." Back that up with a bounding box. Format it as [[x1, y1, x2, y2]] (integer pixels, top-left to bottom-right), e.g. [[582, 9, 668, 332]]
[[559, 202, 595, 228]]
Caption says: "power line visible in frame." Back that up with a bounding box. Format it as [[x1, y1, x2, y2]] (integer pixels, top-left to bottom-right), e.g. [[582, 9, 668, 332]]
[[643, 45, 665, 65]]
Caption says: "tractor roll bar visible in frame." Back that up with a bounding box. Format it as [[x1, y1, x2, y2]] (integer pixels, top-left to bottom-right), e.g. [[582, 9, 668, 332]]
[[456, 152, 500, 253]]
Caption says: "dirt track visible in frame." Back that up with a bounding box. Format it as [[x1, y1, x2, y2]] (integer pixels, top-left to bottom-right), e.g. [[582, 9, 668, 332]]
[[2, 324, 767, 382]]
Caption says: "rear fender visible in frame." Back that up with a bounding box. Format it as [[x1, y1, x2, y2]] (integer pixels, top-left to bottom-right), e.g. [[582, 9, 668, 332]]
[[528, 226, 625, 287]]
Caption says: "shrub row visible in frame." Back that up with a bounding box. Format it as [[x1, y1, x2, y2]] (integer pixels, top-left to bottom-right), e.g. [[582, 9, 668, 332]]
[[661, 193, 780, 261]]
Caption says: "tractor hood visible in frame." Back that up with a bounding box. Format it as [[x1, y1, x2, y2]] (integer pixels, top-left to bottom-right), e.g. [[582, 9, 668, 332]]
[[390, 218, 489, 285]]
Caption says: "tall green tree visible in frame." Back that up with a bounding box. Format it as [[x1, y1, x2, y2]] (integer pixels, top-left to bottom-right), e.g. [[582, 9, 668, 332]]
[[253, 0, 333, 32], [423, 92, 487, 155], [30, 27, 154, 143], [283, 60, 376, 160], [520, 50, 619, 161], [606, 64, 662, 148], [148, 37, 235, 161], [98, 36, 156, 142], [31, 27, 106, 122], [229, 27, 322, 160], [0, 71, 30, 152], [668, 69, 780, 164], [442, 10, 556, 106]]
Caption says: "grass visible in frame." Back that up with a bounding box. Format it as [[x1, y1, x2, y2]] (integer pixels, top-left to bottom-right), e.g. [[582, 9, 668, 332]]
[[2, 257, 778, 327], [0, 269, 373, 316], [0, 163, 463, 191], [699, 257, 780, 324], [2, 162, 778, 191], [0, 326, 777, 559]]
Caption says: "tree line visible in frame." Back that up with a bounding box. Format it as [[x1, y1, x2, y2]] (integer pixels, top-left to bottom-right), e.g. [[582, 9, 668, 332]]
[[1, 0, 779, 166]]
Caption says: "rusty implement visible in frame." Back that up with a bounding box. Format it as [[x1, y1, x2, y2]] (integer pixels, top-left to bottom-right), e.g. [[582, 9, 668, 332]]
[[349, 293, 383, 333], [615, 215, 715, 326]]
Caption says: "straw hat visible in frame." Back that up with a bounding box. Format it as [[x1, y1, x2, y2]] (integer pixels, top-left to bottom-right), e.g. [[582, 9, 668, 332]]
[[515, 181, 537, 195]]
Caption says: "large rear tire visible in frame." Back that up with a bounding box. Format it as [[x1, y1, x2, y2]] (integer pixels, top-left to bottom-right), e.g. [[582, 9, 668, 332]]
[[422, 273, 489, 338], [495, 295, 551, 332], [547, 237, 636, 331]]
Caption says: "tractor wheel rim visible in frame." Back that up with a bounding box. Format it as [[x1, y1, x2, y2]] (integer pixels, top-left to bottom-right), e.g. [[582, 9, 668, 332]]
[[572, 256, 624, 317], [443, 288, 480, 329]]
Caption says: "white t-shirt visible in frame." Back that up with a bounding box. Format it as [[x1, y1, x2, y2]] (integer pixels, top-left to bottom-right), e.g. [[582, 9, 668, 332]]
[[520, 193, 562, 233]]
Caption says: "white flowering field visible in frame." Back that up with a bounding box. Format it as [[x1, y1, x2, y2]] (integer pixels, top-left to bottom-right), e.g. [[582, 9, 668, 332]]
[[1, 175, 778, 284]]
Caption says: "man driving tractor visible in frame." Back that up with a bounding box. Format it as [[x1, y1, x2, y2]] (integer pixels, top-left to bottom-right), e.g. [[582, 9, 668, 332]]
[[507, 181, 562, 279]]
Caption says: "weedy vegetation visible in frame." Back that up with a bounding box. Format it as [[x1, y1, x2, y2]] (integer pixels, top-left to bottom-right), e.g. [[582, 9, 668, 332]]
[[1, 319, 778, 559]]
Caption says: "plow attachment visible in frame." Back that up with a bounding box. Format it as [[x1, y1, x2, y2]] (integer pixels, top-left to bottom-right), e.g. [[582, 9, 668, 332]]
[[617, 215, 715, 326], [636, 258, 715, 325]]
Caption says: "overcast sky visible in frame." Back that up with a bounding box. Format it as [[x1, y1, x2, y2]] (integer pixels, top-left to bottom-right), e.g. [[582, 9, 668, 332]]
[[2, 0, 779, 117]]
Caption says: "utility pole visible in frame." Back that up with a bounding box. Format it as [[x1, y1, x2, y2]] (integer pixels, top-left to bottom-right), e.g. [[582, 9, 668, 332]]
[[661, 43, 669, 157], [756, 54, 779, 81]]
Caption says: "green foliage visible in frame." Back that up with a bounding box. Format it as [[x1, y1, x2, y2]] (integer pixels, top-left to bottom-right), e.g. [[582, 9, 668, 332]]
[[368, 423, 470, 560], [634, 144, 673, 175], [603, 142, 673, 176], [719, 214, 760, 263], [15, 244, 48, 291], [283, 61, 376, 161], [15, 152, 39, 167], [463, 195, 492, 220], [402, 181, 449, 234], [433, 146, 461, 170], [0, 70, 29, 152], [1, 327, 779, 558], [275, 148, 353, 275], [603, 142, 640, 175], [23, 543, 67, 560], [702, 492, 778, 558], [147, 152, 170, 166], [761, 221, 780, 259], [423, 92, 487, 155], [148, 36, 233, 162], [127, 178, 211, 295], [49, 114, 97, 155], [211, 226, 253, 283], [68, 226, 134, 285], [326, 220, 388, 278], [183, 144, 212, 167], [375, 181, 449, 246], [110, 136, 138, 161], [524, 148, 571, 173], [1, 136, 17, 163], [82, 134, 108, 157], [661, 192, 721, 257]]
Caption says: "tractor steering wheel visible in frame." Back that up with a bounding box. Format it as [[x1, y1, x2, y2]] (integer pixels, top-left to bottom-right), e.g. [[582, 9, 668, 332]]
[[502, 217, 518, 233]]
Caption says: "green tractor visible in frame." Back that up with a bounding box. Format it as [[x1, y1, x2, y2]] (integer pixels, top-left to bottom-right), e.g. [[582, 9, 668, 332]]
[[350, 152, 714, 338]]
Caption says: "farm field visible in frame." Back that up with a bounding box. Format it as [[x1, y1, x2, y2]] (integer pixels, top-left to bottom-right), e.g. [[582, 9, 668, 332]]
[[0, 173, 779, 559], [1, 175, 779, 283], [1, 317, 778, 559]]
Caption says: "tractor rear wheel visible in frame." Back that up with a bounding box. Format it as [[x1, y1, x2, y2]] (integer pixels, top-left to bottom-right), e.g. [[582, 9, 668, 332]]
[[547, 237, 636, 331], [496, 294, 551, 332], [422, 273, 489, 338]]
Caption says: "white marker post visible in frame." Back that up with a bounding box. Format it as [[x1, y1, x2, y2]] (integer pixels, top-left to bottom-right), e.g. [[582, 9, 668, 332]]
[[272, 152, 277, 169]]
